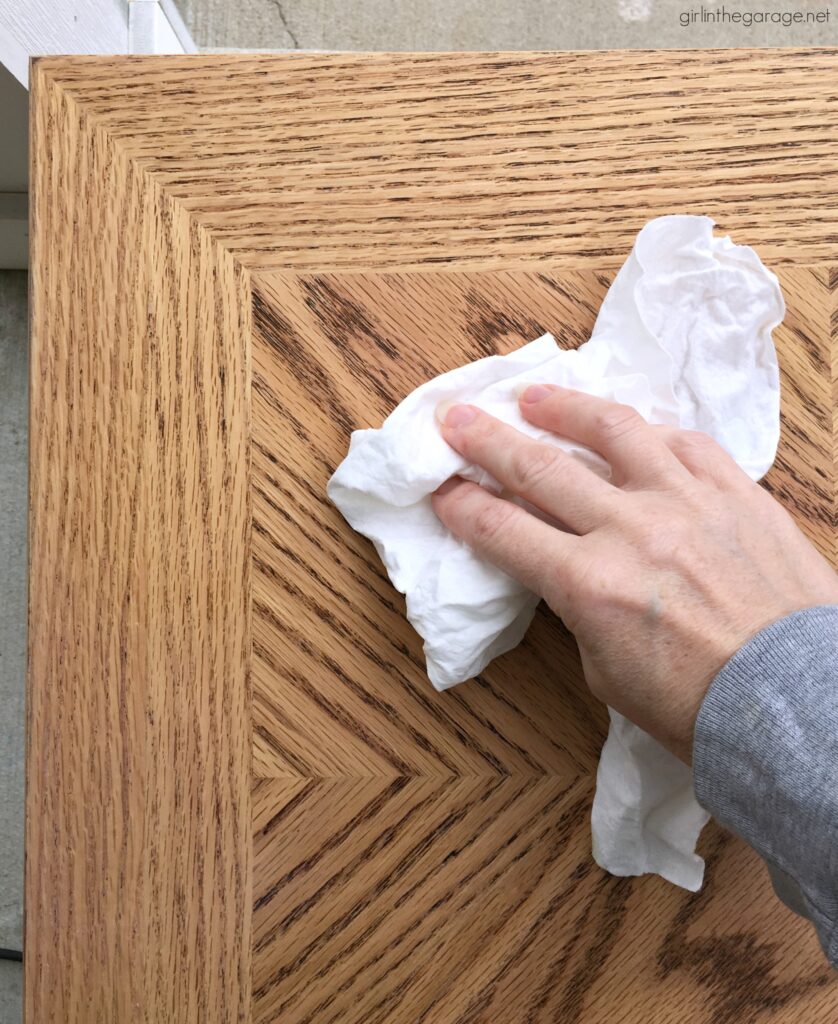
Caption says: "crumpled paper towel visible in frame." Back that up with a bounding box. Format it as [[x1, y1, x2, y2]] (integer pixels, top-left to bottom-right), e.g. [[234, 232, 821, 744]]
[[327, 214, 784, 890]]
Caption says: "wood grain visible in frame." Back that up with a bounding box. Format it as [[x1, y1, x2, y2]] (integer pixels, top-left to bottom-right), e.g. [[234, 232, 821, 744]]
[[28, 63, 252, 1022], [250, 267, 838, 1022], [250, 778, 836, 1024], [32, 49, 838, 272], [830, 266, 838, 565], [251, 271, 611, 782], [27, 49, 838, 1022], [762, 265, 837, 560]]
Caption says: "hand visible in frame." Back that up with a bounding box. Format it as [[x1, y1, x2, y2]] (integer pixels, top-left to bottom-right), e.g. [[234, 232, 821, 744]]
[[432, 385, 838, 763]]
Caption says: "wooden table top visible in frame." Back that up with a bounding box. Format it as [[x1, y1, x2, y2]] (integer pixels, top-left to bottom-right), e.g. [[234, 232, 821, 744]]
[[28, 50, 838, 1023]]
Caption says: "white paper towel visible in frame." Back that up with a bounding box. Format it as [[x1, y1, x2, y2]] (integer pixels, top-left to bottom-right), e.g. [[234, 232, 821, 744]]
[[327, 214, 785, 890]]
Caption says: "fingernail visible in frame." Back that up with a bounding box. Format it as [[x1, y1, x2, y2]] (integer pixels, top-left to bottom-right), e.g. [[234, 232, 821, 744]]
[[434, 400, 455, 424], [519, 384, 555, 405], [434, 476, 462, 497], [441, 403, 478, 428]]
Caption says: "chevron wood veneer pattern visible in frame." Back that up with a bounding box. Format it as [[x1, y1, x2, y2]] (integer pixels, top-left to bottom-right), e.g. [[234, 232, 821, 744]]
[[248, 267, 837, 1023]]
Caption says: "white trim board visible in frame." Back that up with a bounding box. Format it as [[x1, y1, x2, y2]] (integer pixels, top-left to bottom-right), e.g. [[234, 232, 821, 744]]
[[1, 0, 194, 86], [129, 0, 197, 55], [0, 1, 195, 266], [1, 0, 130, 87]]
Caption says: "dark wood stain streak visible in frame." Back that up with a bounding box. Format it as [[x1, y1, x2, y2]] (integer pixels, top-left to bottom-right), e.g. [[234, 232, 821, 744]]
[[254, 779, 319, 840], [304, 276, 399, 360], [289, 782, 588, 1024], [253, 515, 421, 669], [462, 288, 550, 358], [253, 558, 508, 777], [537, 273, 607, 325], [780, 373, 830, 435], [331, 782, 573, 999], [658, 835, 834, 1023], [252, 287, 355, 436], [523, 883, 600, 1024], [252, 369, 314, 447], [256, 585, 549, 787], [471, 669, 595, 766], [555, 877, 634, 1024], [254, 536, 585, 781], [764, 457, 832, 525], [358, 782, 585, 1024], [443, 688, 546, 775], [255, 508, 561, 777], [253, 457, 573, 778], [254, 778, 506, 998], [252, 716, 313, 777], [253, 479, 407, 622], [252, 442, 387, 581], [256, 579, 523, 779], [253, 628, 415, 778], [253, 777, 411, 915], [433, 799, 598, 1024], [358, 274, 452, 383], [769, 454, 831, 508], [301, 276, 403, 410], [778, 407, 830, 458], [773, 444, 830, 489], [254, 483, 584, 777], [784, 320, 829, 378]]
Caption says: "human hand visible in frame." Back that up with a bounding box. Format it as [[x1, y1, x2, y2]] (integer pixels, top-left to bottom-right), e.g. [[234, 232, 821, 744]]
[[432, 385, 838, 763]]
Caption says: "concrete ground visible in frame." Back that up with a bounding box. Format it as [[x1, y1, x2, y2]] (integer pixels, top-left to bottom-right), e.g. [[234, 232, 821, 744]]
[[178, 0, 838, 51], [0, 270, 26, 1024], [2, 3, 837, 1021]]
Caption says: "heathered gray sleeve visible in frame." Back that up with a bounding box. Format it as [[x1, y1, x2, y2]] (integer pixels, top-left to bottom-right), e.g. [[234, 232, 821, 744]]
[[692, 605, 838, 969]]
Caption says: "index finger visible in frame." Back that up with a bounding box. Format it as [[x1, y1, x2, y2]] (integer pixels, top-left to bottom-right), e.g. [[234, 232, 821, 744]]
[[431, 476, 585, 610], [438, 403, 619, 534], [519, 385, 689, 488]]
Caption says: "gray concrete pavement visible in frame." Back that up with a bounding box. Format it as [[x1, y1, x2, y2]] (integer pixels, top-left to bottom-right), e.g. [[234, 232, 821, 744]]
[[0, 270, 26, 1024], [176, 0, 837, 51]]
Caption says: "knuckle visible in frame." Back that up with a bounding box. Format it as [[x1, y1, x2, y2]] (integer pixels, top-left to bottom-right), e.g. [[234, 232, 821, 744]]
[[466, 414, 497, 448], [471, 499, 517, 547], [435, 479, 483, 529], [671, 429, 719, 460], [446, 413, 494, 459], [509, 442, 561, 493], [567, 562, 616, 621], [561, 545, 604, 597], [593, 405, 643, 444], [575, 565, 608, 603]]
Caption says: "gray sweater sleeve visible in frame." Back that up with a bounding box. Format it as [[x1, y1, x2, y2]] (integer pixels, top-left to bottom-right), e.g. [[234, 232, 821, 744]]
[[692, 605, 838, 968]]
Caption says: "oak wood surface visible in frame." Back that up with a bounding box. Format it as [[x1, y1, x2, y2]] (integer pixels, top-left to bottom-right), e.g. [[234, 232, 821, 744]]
[[28, 65, 253, 1022], [31, 49, 838, 271], [250, 267, 837, 1023], [27, 49, 838, 1023]]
